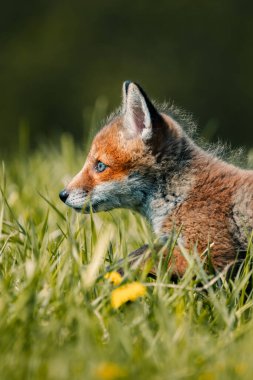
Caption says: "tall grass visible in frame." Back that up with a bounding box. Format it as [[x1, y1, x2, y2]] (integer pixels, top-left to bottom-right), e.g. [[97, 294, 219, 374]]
[[1, 136, 253, 380]]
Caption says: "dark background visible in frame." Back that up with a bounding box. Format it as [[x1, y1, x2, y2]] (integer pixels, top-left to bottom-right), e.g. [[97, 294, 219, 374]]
[[1, 0, 253, 154]]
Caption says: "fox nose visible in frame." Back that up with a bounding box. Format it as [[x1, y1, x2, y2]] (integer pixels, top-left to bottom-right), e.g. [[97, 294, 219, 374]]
[[59, 189, 69, 203]]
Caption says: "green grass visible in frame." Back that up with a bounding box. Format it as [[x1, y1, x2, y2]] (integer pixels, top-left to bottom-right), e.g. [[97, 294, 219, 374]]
[[1, 135, 253, 380]]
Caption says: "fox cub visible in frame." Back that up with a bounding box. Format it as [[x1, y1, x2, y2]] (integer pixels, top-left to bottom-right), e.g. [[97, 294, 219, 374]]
[[59, 81, 253, 276]]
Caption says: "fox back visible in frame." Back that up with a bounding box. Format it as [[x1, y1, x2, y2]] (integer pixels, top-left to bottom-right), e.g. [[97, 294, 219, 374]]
[[59, 81, 253, 275]]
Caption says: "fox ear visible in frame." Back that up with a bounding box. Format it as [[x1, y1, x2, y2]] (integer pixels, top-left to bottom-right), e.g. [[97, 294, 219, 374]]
[[122, 81, 161, 141], [122, 80, 131, 114]]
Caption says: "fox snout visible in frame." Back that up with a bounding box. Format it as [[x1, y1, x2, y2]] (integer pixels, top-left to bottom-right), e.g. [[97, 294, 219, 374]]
[[59, 188, 88, 212]]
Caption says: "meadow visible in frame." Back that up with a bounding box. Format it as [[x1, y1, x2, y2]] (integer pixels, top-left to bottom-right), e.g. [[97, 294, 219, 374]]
[[1, 134, 253, 380]]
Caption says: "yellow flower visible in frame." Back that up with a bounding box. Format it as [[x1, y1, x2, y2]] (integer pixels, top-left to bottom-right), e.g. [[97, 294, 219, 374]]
[[111, 282, 147, 309], [104, 271, 123, 286], [234, 363, 247, 375], [95, 362, 127, 379]]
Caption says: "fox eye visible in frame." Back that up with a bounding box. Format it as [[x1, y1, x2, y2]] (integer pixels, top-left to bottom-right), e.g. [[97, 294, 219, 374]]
[[95, 161, 107, 173]]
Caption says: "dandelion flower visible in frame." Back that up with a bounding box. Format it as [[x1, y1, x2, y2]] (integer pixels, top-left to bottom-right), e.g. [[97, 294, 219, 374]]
[[95, 362, 127, 379], [104, 271, 123, 286], [111, 282, 146, 309]]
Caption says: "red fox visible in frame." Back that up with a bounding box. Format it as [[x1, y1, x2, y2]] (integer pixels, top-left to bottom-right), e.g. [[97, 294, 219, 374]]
[[59, 81, 253, 276]]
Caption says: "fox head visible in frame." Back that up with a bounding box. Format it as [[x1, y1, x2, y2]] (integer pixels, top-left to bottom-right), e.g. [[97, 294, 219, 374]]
[[59, 81, 189, 219]]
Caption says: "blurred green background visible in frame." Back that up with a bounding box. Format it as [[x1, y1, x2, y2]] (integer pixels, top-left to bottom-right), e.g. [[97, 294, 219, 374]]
[[1, 0, 253, 154]]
